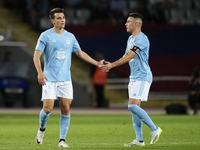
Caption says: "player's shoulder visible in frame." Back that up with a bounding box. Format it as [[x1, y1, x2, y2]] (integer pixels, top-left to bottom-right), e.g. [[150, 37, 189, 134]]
[[128, 35, 132, 40], [137, 32, 147, 39], [127, 35, 133, 42], [43, 28, 53, 34], [40, 28, 53, 37], [63, 30, 76, 38], [136, 32, 149, 43]]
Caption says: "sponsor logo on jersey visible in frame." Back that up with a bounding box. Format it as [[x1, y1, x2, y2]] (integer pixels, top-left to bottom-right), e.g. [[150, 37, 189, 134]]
[[56, 48, 66, 59], [56, 51, 66, 59]]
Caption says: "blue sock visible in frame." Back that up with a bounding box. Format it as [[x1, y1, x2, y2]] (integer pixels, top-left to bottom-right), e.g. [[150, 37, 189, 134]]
[[132, 113, 143, 141], [128, 104, 157, 132], [39, 109, 50, 130], [60, 114, 70, 140]]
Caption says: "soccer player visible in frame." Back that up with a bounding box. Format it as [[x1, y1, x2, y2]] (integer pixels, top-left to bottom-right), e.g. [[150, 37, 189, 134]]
[[33, 8, 103, 148], [101, 13, 162, 146]]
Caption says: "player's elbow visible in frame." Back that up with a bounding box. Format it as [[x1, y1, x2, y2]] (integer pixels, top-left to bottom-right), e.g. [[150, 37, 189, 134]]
[[33, 54, 38, 62], [33, 56, 36, 62], [33, 54, 40, 64]]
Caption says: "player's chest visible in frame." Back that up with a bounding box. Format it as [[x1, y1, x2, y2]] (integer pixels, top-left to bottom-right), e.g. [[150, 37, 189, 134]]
[[47, 35, 73, 50], [128, 38, 135, 49]]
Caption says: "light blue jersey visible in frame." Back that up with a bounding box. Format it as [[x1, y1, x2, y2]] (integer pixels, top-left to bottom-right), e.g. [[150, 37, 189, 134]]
[[126, 32, 153, 83], [35, 28, 81, 81]]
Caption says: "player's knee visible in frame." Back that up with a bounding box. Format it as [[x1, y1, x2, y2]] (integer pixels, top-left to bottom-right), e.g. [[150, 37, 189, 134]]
[[43, 107, 53, 114], [61, 105, 70, 115]]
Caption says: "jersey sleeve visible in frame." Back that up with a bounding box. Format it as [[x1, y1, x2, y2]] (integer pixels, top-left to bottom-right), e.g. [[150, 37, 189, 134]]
[[72, 36, 81, 52], [134, 35, 148, 52], [35, 32, 46, 52]]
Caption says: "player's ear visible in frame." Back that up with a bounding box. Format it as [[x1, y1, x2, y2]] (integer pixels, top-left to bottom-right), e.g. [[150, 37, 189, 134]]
[[134, 21, 138, 26], [51, 19, 54, 24]]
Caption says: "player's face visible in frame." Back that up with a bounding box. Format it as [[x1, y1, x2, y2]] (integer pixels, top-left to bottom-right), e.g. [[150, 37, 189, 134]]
[[51, 13, 65, 29], [125, 17, 136, 33]]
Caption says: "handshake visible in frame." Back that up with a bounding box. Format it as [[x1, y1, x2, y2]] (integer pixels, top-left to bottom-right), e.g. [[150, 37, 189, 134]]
[[97, 59, 112, 72]]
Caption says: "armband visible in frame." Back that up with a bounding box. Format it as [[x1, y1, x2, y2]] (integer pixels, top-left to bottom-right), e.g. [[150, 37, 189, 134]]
[[131, 46, 141, 54]]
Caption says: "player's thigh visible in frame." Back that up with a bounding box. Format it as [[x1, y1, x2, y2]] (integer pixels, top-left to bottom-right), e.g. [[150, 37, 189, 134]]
[[59, 98, 72, 115], [128, 98, 141, 105], [59, 98, 72, 107]]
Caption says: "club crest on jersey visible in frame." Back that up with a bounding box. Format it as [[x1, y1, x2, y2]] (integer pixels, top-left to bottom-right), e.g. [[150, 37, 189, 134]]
[[66, 38, 70, 44]]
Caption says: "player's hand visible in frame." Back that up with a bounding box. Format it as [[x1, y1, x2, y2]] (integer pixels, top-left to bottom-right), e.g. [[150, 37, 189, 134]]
[[98, 59, 105, 68], [103, 60, 109, 65], [38, 73, 48, 85], [100, 60, 112, 72], [98, 60, 107, 71]]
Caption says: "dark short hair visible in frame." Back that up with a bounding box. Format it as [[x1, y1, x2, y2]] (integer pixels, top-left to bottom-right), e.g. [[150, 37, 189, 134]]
[[49, 8, 64, 19], [129, 13, 143, 21]]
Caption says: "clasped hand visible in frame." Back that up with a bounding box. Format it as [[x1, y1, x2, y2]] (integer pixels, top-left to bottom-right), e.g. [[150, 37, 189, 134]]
[[97, 59, 112, 72]]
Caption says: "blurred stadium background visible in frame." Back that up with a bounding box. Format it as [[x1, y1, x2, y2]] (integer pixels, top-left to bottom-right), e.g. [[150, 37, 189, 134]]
[[0, 0, 200, 113]]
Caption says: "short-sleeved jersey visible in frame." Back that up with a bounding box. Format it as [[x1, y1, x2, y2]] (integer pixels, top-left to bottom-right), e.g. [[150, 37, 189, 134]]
[[125, 32, 153, 83], [35, 28, 81, 81]]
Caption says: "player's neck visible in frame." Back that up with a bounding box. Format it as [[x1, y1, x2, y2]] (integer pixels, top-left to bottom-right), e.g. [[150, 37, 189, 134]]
[[53, 27, 64, 35], [132, 29, 141, 38]]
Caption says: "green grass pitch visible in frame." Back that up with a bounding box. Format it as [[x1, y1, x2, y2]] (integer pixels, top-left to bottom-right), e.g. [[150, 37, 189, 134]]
[[0, 113, 199, 150]]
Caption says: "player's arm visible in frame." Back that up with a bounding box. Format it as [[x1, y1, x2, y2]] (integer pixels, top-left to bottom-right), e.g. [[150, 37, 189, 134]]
[[75, 49, 102, 67], [105, 49, 136, 70], [33, 50, 48, 85]]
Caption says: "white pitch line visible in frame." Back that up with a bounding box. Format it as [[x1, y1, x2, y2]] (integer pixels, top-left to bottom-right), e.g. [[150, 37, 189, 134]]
[[72, 143, 124, 145]]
